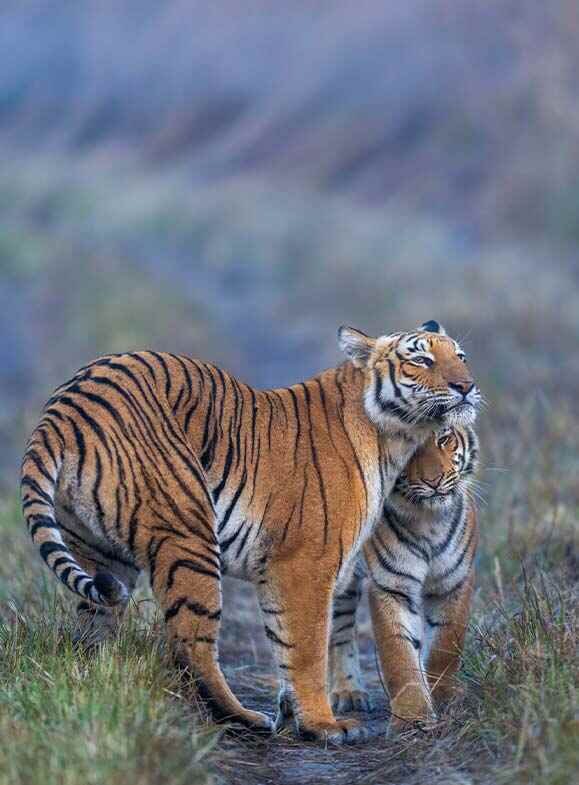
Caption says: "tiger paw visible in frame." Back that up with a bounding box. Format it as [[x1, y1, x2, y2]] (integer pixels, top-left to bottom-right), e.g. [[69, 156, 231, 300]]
[[226, 709, 276, 736], [299, 718, 379, 746], [331, 688, 373, 715], [387, 682, 436, 731], [430, 681, 462, 708], [389, 693, 437, 732], [274, 690, 294, 730]]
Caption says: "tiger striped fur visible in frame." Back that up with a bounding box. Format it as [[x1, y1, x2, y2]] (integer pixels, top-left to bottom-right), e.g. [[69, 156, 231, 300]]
[[328, 423, 479, 728], [20, 320, 480, 743]]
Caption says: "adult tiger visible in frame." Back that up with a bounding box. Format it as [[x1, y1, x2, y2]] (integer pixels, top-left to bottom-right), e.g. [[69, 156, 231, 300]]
[[328, 423, 479, 728], [20, 320, 480, 743]]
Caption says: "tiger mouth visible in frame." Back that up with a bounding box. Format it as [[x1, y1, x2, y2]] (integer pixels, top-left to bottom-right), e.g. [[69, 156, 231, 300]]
[[412, 491, 456, 507], [446, 401, 474, 414], [398, 488, 457, 505], [422, 401, 474, 422]]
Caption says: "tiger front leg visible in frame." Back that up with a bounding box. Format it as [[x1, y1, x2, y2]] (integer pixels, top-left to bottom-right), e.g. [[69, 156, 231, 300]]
[[424, 572, 474, 708], [259, 560, 372, 745], [368, 584, 435, 730], [328, 573, 372, 714]]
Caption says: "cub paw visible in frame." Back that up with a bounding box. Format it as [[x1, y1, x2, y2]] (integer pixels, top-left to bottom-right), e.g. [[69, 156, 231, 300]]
[[389, 693, 437, 732], [331, 689, 373, 714]]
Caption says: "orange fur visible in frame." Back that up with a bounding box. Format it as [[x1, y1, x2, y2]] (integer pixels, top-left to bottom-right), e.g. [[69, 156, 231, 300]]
[[329, 424, 479, 727], [20, 323, 480, 743]]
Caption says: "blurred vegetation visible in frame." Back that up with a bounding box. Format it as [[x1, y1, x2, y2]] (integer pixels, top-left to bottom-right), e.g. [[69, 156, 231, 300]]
[[1, 1, 579, 487]]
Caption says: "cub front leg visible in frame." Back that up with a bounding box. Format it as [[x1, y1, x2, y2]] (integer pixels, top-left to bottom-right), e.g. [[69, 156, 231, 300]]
[[424, 572, 474, 707], [328, 571, 372, 714], [368, 583, 434, 729], [259, 559, 369, 745]]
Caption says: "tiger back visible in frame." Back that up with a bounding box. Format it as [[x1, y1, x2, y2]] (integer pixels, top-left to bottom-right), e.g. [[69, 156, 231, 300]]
[[20, 322, 480, 743]]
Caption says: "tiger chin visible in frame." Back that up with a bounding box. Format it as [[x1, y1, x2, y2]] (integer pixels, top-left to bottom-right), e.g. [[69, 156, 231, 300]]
[[329, 423, 480, 731], [21, 319, 480, 745]]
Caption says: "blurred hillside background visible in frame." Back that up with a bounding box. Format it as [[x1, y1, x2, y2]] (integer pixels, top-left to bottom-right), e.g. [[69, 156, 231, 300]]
[[1, 0, 579, 483]]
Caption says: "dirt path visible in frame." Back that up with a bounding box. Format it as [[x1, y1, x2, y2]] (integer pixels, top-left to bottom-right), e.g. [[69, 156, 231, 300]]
[[212, 579, 476, 785]]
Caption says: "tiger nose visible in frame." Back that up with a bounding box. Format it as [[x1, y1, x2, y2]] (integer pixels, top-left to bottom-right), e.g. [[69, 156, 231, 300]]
[[449, 380, 474, 396], [423, 472, 444, 489]]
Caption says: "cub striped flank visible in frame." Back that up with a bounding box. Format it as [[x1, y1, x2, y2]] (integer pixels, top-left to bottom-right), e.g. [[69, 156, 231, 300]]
[[328, 424, 480, 726]]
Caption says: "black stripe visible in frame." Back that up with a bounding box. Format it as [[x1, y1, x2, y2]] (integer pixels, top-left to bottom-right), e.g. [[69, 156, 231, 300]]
[[149, 351, 172, 399], [92, 448, 105, 525], [211, 437, 234, 505], [387, 360, 402, 398], [166, 559, 220, 589], [431, 497, 465, 557], [29, 516, 57, 538], [440, 528, 475, 579], [264, 626, 294, 649], [386, 514, 430, 562], [287, 388, 301, 468], [59, 397, 112, 462], [235, 526, 251, 559], [371, 582, 419, 614], [164, 596, 221, 622], [39, 542, 68, 562], [217, 467, 247, 535], [38, 430, 58, 469], [301, 382, 331, 545], [21, 476, 52, 505], [220, 522, 246, 554], [370, 537, 422, 585]]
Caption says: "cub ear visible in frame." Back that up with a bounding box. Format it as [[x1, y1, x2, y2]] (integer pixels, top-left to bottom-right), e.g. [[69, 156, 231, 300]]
[[338, 326, 376, 368], [420, 319, 447, 336]]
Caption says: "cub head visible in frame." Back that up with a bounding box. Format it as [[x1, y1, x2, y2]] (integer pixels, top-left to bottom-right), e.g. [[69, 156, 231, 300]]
[[338, 320, 481, 431], [391, 424, 479, 512]]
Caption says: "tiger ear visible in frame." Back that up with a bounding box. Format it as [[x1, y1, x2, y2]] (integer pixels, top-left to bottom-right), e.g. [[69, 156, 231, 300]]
[[420, 320, 447, 336], [338, 326, 376, 368]]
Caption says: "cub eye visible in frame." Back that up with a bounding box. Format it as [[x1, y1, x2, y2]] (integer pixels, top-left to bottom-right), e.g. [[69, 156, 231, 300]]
[[457, 352, 467, 363], [411, 355, 434, 367], [437, 430, 456, 448]]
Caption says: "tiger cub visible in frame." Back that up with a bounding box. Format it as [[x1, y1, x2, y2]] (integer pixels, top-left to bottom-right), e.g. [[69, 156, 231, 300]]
[[329, 424, 479, 727], [21, 321, 480, 744]]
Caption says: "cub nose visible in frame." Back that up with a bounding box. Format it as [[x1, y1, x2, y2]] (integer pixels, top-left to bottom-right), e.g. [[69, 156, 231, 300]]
[[449, 380, 474, 397], [423, 472, 444, 490]]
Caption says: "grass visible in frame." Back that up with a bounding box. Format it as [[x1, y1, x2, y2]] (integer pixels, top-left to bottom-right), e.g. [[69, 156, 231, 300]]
[[0, 594, 219, 785], [1, 403, 577, 785]]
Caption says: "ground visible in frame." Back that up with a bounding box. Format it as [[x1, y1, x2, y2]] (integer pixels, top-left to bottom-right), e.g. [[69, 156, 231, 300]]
[[1, 407, 578, 785]]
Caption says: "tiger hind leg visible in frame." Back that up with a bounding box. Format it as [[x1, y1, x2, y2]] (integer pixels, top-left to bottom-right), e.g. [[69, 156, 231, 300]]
[[148, 515, 274, 734], [329, 573, 372, 714]]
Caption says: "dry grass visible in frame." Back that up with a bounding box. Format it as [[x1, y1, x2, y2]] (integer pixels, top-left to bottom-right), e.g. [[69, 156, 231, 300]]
[[1, 402, 577, 785]]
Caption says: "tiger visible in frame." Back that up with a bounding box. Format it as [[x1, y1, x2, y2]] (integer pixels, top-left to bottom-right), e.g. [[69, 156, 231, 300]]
[[328, 422, 480, 729], [20, 319, 480, 744]]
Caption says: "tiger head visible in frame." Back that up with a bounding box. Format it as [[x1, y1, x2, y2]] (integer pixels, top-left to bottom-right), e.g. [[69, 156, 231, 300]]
[[391, 424, 479, 512], [338, 320, 481, 432]]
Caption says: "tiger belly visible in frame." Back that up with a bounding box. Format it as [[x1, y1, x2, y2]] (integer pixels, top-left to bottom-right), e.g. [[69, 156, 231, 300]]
[[217, 508, 265, 580]]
